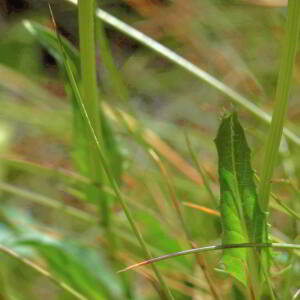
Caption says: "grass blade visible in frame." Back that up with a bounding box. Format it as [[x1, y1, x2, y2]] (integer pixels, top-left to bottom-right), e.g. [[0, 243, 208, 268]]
[[23, 20, 204, 186], [48, 6, 175, 300], [95, 18, 129, 103], [258, 0, 300, 212], [77, 0, 113, 231], [182, 202, 220, 217], [19, 239, 124, 300], [64, 0, 300, 146], [0, 244, 87, 300], [184, 131, 218, 206], [0, 181, 97, 224], [148, 149, 221, 299], [118, 242, 300, 273]]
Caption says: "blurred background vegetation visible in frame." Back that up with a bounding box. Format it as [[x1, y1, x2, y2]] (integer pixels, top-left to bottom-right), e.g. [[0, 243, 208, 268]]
[[0, 0, 299, 299]]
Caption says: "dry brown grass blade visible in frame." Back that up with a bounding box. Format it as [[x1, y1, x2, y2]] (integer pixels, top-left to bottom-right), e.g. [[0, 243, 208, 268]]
[[117, 252, 213, 298], [182, 202, 221, 217], [246, 0, 287, 7], [102, 102, 203, 185], [148, 150, 221, 299]]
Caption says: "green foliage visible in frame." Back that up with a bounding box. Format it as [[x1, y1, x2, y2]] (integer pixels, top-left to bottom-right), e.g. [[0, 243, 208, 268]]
[[23, 21, 80, 74], [19, 238, 124, 300], [215, 112, 266, 286], [23, 19, 123, 198], [0, 0, 300, 299]]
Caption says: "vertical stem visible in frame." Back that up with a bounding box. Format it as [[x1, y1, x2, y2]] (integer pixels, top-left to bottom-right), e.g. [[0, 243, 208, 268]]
[[258, 0, 300, 212], [257, 2, 300, 297], [55, 6, 174, 300], [78, 0, 101, 141], [64, 56, 175, 300], [78, 0, 110, 227]]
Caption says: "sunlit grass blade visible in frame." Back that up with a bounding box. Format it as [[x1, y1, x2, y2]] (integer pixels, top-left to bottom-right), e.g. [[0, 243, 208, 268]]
[[64, 0, 300, 146], [292, 289, 300, 300], [48, 6, 175, 300], [22, 20, 204, 186]]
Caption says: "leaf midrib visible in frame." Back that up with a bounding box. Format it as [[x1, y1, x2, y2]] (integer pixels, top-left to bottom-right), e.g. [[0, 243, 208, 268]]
[[229, 116, 248, 240]]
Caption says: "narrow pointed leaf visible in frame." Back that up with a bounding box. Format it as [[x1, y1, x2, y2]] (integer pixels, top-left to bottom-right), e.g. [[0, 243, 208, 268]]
[[23, 20, 80, 72], [23, 20, 123, 195]]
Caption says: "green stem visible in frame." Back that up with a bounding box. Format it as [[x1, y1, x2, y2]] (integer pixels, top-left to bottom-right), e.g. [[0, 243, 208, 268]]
[[78, 0, 101, 140], [51, 11, 175, 300], [259, 0, 300, 212], [78, 0, 111, 228], [119, 242, 300, 272]]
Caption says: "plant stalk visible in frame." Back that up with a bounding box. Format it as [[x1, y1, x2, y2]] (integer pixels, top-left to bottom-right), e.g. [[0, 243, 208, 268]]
[[257, 2, 300, 296], [78, 0, 101, 141], [258, 0, 300, 212], [78, 0, 112, 229], [50, 8, 175, 298]]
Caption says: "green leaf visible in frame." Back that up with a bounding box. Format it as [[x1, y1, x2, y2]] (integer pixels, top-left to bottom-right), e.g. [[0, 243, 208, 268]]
[[23, 20, 123, 197], [19, 238, 124, 300], [215, 112, 265, 286], [23, 20, 80, 74]]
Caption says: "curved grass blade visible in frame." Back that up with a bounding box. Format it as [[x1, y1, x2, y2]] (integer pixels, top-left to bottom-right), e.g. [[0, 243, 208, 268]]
[[48, 7, 175, 300], [24, 18, 122, 231], [118, 242, 300, 273], [23, 20, 80, 74], [22, 20, 204, 186], [148, 149, 221, 300], [64, 0, 300, 146]]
